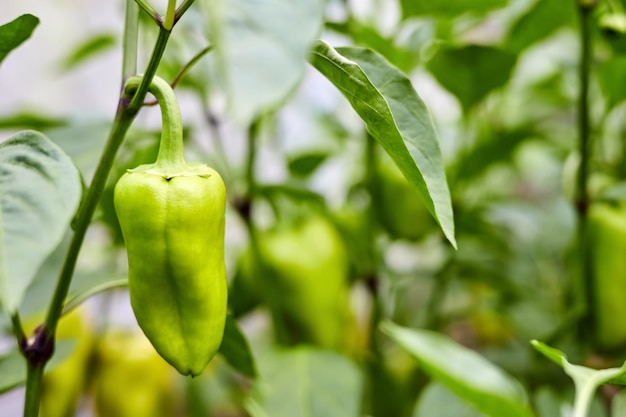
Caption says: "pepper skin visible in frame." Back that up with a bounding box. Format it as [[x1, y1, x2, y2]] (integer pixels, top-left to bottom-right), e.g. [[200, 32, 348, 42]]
[[114, 76, 227, 376]]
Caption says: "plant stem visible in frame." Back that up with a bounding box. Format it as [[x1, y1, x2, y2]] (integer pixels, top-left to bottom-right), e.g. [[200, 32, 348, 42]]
[[163, 0, 177, 30], [135, 0, 162, 25], [122, 0, 139, 81], [576, 0, 595, 345], [62, 277, 128, 316], [175, 0, 196, 23], [171, 45, 213, 89], [10, 313, 25, 345], [129, 27, 171, 109], [246, 119, 261, 200], [363, 133, 382, 351], [572, 381, 594, 417], [22, 363, 44, 417], [43, 107, 137, 335]]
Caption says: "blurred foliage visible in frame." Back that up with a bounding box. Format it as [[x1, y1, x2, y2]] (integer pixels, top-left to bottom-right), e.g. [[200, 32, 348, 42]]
[[5, 0, 626, 416]]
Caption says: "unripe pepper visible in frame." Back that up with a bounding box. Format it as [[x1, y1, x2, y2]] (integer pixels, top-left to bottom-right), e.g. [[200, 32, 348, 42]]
[[588, 202, 626, 352], [114, 76, 227, 376], [257, 215, 355, 351], [93, 331, 176, 417]]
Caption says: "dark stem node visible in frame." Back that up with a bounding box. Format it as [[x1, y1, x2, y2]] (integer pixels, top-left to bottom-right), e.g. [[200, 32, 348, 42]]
[[21, 327, 54, 366]]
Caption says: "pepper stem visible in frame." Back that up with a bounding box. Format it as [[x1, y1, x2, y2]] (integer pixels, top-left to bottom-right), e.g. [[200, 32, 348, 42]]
[[125, 75, 188, 175]]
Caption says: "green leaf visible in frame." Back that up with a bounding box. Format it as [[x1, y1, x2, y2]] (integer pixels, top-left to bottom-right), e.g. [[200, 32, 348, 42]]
[[505, 0, 576, 53], [413, 383, 485, 417], [0, 112, 68, 130], [288, 152, 328, 177], [426, 45, 517, 113], [400, 0, 508, 19], [246, 347, 362, 417], [219, 315, 257, 377], [204, 0, 324, 122], [61, 33, 117, 71], [529, 340, 566, 367], [310, 40, 456, 248], [0, 339, 76, 394], [0, 131, 82, 313], [382, 322, 533, 417], [0, 14, 39, 66]]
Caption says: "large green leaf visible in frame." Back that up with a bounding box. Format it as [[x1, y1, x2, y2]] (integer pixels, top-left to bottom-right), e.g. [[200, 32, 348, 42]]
[[0, 131, 82, 313], [426, 45, 517, 113], [310, 40, 456, 247], [383, 322, 534, 417], [246, 347, 362, 417], [0, 14, 39, 66], [400, 0, 508, 19], [203, 0, 324, 122]]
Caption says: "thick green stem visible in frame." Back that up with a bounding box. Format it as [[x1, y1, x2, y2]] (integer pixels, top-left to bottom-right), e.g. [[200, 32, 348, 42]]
[[163, 0, 176, 30], [572, 378, 595, 417], [23, 363, 44, 417], [364, 133, 381, 352], [127, 75, 186, 171], [129, 27, 171, 109], [10, 312, 25, 345], [43, 107, 137, 336], [576, 1, 595, 344]]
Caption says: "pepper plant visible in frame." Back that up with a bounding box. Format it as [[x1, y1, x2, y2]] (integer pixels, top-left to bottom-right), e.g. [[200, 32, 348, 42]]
[[3, 0, 626, 417]]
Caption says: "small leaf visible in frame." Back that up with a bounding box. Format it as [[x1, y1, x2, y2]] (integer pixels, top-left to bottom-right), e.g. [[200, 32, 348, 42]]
[[310, 40, 456, 248], [426, 45, 517, 113], [0, 131, 82, 313], [382, 321, 533, 417], [61, 33, 117, 71], [530, 340, 567, 367], [288, 152, 328, 177], [219, 316, 257, 377], [204, 0, 324, 122], [0, 339, 76, 394], [246, 347, 363, 417], [0, 14, 39, 66], [0, 112, 67, 131]]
